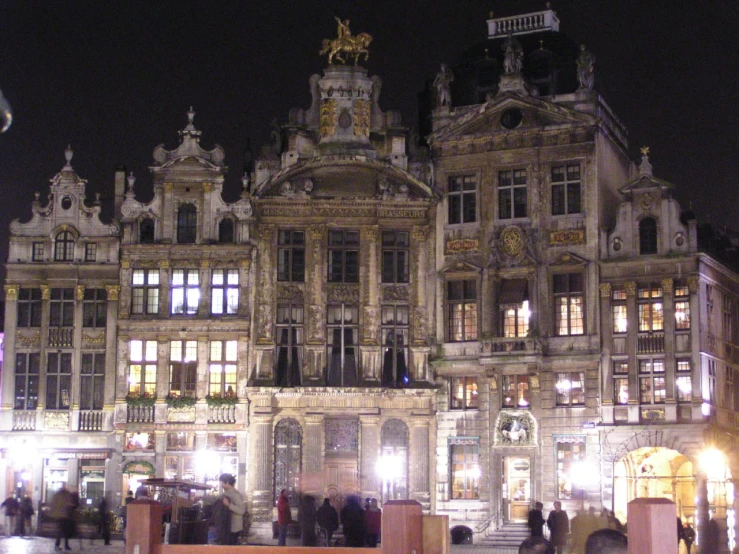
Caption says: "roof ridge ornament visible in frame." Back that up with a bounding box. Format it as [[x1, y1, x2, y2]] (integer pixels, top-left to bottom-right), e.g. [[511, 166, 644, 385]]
[[64, 144, 74, 170], [179, 106, 201, 140], [319, 17, 373, 65], [639, 146, 653, 177]]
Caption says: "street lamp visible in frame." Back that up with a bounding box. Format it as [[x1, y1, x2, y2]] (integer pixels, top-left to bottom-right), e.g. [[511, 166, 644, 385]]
[[570, 459, 600, 511], [376, 453, 402, 504]]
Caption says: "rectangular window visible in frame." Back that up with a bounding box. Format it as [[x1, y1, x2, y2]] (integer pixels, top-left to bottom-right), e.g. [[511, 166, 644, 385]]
[[450, 377, 478, 410], [725, 368, 734, 410], [49, 288, 75, 328], [611, 287, 627, 333], [84, 243, 97, 262], [326, 304, 358, 386], [447, 280, 478, 342], [381, 305, 409, 387], [553, 273, 584, 336], [171, 269, 200, 315], [502, 375, 530, 408], [32, 242, 44, 261], [277, 230, 305, 282], [17, 288, 42, 328], [128, 339, 157, 397], [80, 353, 105, 410], [381, 231, 409, 283], [614, 377, 629, 405], [498, 169, 527, 220], [724, 295, 733, 338], [555, 372, 585, 406], [328, 230, 359, 283], [708, 359, 716, 404], [639, 358, 665, 404], [131, 269, 160, 315], [169, 340, 197, 397], [448, 175, 477, 225], [14, 353, 40, 410], [551, 164, 581, 216], [82, 288, 107, 328], [166, 432, 196, 451], [275, 304, 304, 387], [638, 285, 664, 331], [46, 352, 72, 410], [499, 279, 529, 338], [556, 438, 585, 499], [209, 340, 238, 397], [450, 440, 480, 499], [211, 269, 239, 315]]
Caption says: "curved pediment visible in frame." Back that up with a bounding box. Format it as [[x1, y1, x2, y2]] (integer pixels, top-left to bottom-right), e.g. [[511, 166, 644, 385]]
[[253, 155, 435, 200]]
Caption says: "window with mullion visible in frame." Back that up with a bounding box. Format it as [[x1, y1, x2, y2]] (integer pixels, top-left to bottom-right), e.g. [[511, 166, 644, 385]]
[[639, 217, 658, 255], [14, 352, 39, 410], [553, 273, 584, 336], [447, 280, 478, 342], [611, 287, 627, 333], [676, 359, 692, 402], [450, 441, 480, 499], [17, 288, 42, 328], [169, 340, 197, 397], [638, 358, 665, 404], [171, 269, 200, 315], [381, 231, 409, 283], [49, 288, 75, 328], [275, 304, 304, 387], [498, 169, 527, 220], [46, 351, 72, 410], [637, 285, 664, 332], [84, 243, 97, 262], [555, 372, 585, 406], [209, 340, 238, 397], [613, 360, 629, 405], [447, 175, 477, 225], [675, 285, 690, 331], [450, 377, 478, 410], [277, 230, 305, 282], [80, 353, 105, 410], [32, 242, 45, 261], [551, 164, 581, 215], [556, 439, 585, 499], [131, 269, 160, 315], [328, 231, 359, 283], [83, 288, 107, 328], [327, 303, 358, 386], [502, 375, 530, 408], [54, 231, 75, 261], [128, 339, 157, 397], [211, 269, 239, 315], [177, 203, 197, 244], [381, 305, 409, 387]]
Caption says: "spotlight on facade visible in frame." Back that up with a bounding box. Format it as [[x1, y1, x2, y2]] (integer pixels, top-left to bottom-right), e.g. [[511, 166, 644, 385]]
[[699, 448, 726, 480], [196, 449, 220, 475]]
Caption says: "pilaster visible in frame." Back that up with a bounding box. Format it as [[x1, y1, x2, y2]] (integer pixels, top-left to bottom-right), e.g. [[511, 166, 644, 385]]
[[360, 415, 380, 498]]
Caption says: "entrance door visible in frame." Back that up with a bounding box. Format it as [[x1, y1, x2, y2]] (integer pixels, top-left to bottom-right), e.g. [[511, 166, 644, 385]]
[[504, 456, 531, 522], [324, 460, 358, 515]]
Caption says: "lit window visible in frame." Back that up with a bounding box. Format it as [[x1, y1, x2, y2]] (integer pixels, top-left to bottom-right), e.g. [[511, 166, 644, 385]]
[[171, 269, 200, 315], [613, 361, 629, 405], [128, 339, 157, 397], [448, 280, 478, 342], [556, 438, 585, 499], [211, 269, 239, 315], [131, 269, 160, 315], [611, 287, 627, 333], [553, 273, 584, 336], [638, 285, 663, 332], [551, 164, 581, 216], [209, 340, 238, 398], [498, 169, 527, 219], [169, 340, 197, 398], [451, 377, 478, 410], [639, 358, 665, 404], [448, 175, 477, 225], [675, 285, 690, 330], [555, 372, 585, 406], [450, 439, 480, 499], [499, 279, 529, 338], [502, 375, 530, 408]]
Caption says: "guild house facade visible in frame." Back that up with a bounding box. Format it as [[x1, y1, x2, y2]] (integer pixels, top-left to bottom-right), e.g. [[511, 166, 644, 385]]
[[2, 8, 739, 551]]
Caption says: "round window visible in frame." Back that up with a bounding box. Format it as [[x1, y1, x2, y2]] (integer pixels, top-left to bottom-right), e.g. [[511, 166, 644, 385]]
[[61, 196, 72, 210], [501, 108, 523, 129], [612, 238, 622, 252]]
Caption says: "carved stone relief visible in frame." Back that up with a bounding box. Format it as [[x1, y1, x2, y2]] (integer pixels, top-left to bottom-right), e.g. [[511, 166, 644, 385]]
[[327, 284, 359, 304], [382, 285, 409, 302], [494, 411, 537, 446]]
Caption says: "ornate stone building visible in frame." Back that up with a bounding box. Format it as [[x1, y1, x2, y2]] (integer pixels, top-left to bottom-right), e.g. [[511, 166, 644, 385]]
[[1, 7, 738, 551]]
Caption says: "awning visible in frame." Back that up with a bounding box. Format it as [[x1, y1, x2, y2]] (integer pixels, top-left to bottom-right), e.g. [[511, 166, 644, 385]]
[[499, 279, 528, 306]]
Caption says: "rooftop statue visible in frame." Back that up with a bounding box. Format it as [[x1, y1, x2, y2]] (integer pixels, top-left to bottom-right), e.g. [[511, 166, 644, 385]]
[[502, 33, 524, 74], [433, 63, 454, 108], [576, 44, 596, 90], [320, 17, 373, 65]]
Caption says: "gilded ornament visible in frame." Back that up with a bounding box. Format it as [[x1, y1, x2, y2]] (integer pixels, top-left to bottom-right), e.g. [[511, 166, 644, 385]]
[[75, 285, 85, 301], [640, 146, 650, 156], [158, 259, 170, 269], [353, 99, 370, 137], [4, 284, 18, 300], [44, 412, 70, 431], [163, 182, 174, 192], [82, 332, 106, 345], [40, 285, 51, 300], [308, 225, 325, 240], [411, 226, 429, 241], [106, 285, 120, 301], [17, 331, 41, 347], [203, 182, 213, 192], [319, 18, 373, 65], [624, 281, 636, 296], [240, 258, 251, 270], [362, 226, 379, 241], [320, 99, 338, 137], [499, 226, 524, 258], [200, 259, 211, 269], [120, 259, 131, 269], [489, 377, 498, 392], [687, 275, 700, 293], [661, 278, 673, 295], [599, 283, 612, 298]]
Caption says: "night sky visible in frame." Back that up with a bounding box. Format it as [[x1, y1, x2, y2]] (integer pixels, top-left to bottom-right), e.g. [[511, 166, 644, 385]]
[[0, 1, 737, 285]]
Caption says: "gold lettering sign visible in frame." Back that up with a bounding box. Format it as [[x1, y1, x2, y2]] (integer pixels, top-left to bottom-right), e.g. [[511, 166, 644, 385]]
[[446, 238, 479, 253], [549, 229, 586, 246]]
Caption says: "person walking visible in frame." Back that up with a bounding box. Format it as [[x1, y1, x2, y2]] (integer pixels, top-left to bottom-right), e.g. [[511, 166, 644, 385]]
[[364, 498, 382, 547], [219, 473, 246, 545], [0, 495, 19, 537], [683, 522, 695, 554], [50, 485, 73, 551], [98, 496, 111, 546], [546, 501, 569, 554], [316, 497, 339, 545], [17, 496, 34, 537], [528, 502, 545, 538], [277, 489, 291, 546], [298, 494, 317, 546]]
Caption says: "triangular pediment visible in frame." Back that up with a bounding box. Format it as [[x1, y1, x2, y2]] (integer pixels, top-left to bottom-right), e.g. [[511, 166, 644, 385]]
[[619, 174, 674, 197], [439, 260, 482, 275], [429, 94, 595, 143], [552, 252, 589, 266]]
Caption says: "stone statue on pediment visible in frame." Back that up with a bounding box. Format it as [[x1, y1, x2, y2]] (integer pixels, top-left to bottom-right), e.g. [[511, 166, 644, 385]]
[[502, 33, 524, 74], [433, 63, 454, 107], [577, 44, 596, 90]]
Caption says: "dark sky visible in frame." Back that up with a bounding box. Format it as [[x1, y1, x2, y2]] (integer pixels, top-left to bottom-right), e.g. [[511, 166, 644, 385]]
[[1, 1, 737, 285]]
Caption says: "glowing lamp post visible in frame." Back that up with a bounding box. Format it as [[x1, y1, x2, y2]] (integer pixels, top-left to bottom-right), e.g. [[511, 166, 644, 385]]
[[570, 459, 600, 510], [376, 454, 402, 504]]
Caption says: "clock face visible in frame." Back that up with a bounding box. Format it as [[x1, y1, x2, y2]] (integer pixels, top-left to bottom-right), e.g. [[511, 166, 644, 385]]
[[501, 108, 523, 129]]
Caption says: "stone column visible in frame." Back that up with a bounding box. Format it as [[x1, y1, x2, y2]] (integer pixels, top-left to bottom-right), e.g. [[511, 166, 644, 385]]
[[71, 285, 85, 419], [481, 269, 493, 339], [155, 338, 169, 423], [254, 226, 276, 381], [238, 257, 252, 319], [409, 416, 431, 509], [199, 259, 211, 316], [688, 276, 702, 419], [732, 477, 739, 554], [410, 226, 430, 382], [158, 260, 171, 318], [662, 279, 676, 404], [304, 414, 325, 498], [696, 471, 709, 552], [161, 183, 174, 241], [360, 226, 380, 382], [119, 260, 132, 319], [104, 286, 120, 410], [600, 284, 615, 414], [490, 275, 500, 338], [37, 285, 51, 413], [624, 281, 639, 419], [196, 336, 209, 425], [1, 286, 19, 425], [250, 413, 274, 522], [305, 225, 326, 382], [360, 415, 380, 499], [201, 183, 213, 243]]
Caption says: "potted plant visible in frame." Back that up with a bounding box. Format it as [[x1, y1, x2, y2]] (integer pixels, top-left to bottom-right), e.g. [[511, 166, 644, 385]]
[[165, 394, 197, 409], [205, 392, 239, 406], [125, 392, 156, 407]]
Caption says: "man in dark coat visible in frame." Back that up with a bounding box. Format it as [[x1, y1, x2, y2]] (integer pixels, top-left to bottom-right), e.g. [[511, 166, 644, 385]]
[[546, 501, 569, 554], [98, 496, 111, 545], [316, 498, 339, 544], [298, 495, 317, 546], [340, 495, 365, 547], [527, 501, 545, 537]]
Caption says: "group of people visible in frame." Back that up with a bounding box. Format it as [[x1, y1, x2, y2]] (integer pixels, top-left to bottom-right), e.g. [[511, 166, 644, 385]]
[[276, 489, 382, 547], [1, 494, 34, 537]]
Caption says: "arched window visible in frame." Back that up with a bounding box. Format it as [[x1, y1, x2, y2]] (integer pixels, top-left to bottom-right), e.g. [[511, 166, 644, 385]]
[[177, 204, 197, 244], [140, 218, 155, 244], [274, 418, 302, 505], [218, 218, 234, 244], [379, 419, 409, 502], [54, 231, 75, 261], [639, 217, 658, 255]]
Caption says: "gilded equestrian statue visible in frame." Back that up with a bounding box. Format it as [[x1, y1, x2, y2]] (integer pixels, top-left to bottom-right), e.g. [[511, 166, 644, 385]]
[[319, 17, 373, 65]]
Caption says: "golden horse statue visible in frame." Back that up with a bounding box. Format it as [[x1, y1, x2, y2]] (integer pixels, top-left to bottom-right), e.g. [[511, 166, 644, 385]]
[[320, 18, 373, 65]]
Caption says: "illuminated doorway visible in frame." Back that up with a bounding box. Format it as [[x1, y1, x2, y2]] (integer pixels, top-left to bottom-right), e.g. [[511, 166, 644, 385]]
[[504, 456, 531, 522]]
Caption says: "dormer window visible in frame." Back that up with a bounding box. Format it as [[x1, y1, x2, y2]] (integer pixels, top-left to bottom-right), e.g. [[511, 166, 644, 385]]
[[639, 217, 658, 255], [218, 218, 235, 244], [140, 218, 155, 244], [177, 204, 197, 244], [54, 230, 75, 261]]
